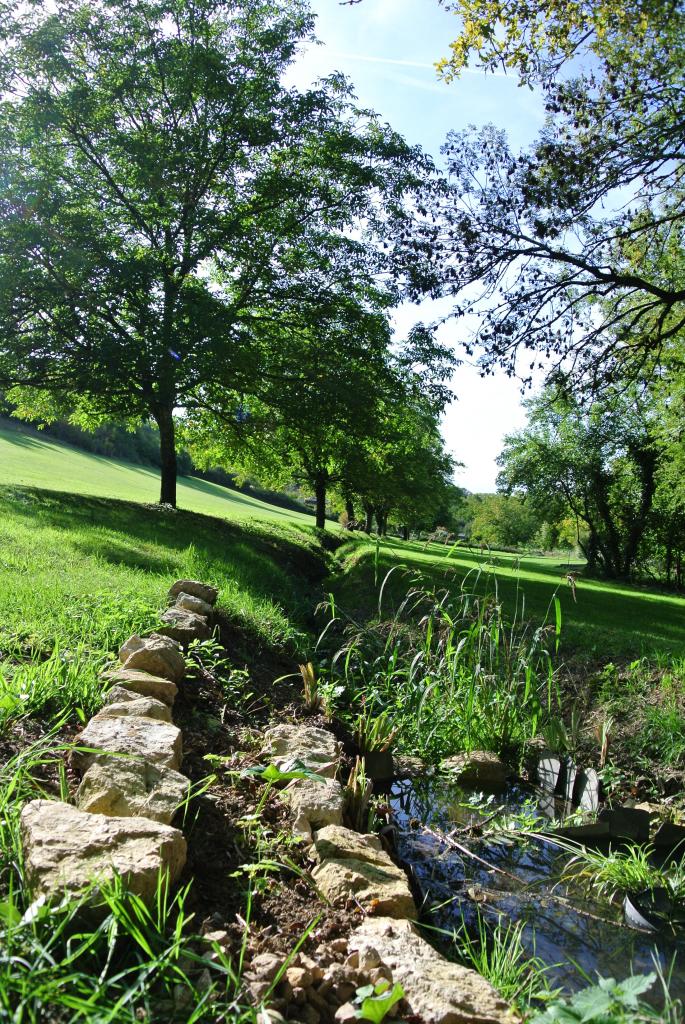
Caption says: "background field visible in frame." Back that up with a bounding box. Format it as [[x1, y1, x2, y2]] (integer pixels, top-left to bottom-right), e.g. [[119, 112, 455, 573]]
[[1, 422, 684, 662], [0, 425, 314, 526]]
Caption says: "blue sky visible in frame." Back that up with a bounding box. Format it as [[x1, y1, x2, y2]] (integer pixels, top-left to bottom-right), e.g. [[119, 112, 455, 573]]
[[287, 0, 547, 492]]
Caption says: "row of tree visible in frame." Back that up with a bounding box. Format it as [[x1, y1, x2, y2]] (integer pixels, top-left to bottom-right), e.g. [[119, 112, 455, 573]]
[[0, 0, 455, 530], [1, 0, 683, 544]]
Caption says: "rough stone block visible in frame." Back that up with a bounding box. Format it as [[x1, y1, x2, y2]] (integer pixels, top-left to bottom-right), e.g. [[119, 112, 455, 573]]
[[76, 760, 190, 824], [311, 826, 415, 918], [312, 825, 385, 865], [280, 778, 345, 842], [349, 917, 515, 1024], [74, 716, 182, 772], [94, 696, 172, 723], [168, 580, 219, 606], [158, 606, 210, 643], [118, 634, 185, 684], [102, 669, 178, 706], [175, 592, 213, 617], [21, 799, 186, 903], [311, 857, 415, 918], [263, 724, 340, 779]]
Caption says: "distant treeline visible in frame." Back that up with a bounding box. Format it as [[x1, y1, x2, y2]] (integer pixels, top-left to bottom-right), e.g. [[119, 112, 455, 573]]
[[0, 412, 314, 518]]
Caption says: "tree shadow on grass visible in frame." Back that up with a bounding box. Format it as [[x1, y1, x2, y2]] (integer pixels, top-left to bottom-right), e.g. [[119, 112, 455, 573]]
[[0, 427, 49, 449], [0, 486, 328, 628], [335, 546, 685, 660]]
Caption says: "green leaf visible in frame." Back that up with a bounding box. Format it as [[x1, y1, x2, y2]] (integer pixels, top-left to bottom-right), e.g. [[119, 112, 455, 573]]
[[572, 984, 614, 1022], [355, 981, 404, 1023], [260, 759, 324, 783], [0, 898, 20, 926], [615, 973, 656, 1006]]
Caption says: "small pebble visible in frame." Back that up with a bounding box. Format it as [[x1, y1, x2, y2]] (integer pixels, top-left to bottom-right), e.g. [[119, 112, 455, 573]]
[[334, 1003, 357, 1024], [286, 967, 313, 989]]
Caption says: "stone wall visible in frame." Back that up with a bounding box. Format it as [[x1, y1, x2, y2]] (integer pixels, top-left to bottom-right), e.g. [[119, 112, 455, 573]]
[[259, 723, 516, 1024], [21, 579, 219, 905]]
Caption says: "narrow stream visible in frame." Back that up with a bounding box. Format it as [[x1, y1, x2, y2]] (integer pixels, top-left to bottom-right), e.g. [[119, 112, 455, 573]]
[[389, 776, 685, 1002]]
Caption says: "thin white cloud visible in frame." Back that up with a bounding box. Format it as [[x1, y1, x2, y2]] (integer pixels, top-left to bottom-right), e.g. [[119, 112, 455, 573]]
[[327, 51, 508, 77]]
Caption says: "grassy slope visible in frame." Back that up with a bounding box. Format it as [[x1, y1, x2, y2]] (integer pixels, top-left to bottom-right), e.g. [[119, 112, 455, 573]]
[[0, 486, 326, 720], [0, 425, 314, 526], [1, 421, 684, 661], [334, 536, 685, 659]]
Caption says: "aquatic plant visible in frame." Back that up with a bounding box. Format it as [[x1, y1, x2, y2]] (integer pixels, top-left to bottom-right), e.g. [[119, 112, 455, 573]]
[[317, 568, 562, 762]]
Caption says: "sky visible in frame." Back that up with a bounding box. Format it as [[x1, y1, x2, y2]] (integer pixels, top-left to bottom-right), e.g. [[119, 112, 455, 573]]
[[286, 0, 548, 492]]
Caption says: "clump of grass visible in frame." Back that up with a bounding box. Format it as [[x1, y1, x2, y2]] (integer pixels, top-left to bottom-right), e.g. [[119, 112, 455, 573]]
[[318, 569, 562, 762], [443, 914, 556, 1011], [353, 707, 398, 753], [558, 841, 685, 903]]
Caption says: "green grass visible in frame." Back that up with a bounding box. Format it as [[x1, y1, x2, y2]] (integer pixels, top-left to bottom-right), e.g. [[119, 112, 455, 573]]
[[0, 425, 314, 526], [0, 485, 326, 722], [332, 536, 685, 659]]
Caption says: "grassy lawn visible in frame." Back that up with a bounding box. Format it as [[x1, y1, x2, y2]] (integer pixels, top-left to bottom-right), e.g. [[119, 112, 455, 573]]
[[0, 424, 314, 527], [333, 536, 685, 659], [1, 420, 684, 662], [0, 485, 326, 722]]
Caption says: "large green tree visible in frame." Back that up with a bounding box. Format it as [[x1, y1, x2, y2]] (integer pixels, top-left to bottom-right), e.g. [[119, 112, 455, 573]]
[[180, 270, 398, 528], [498, 381, 662, 579], [421, 1, 685, 388], [0, 0, 432, 505]]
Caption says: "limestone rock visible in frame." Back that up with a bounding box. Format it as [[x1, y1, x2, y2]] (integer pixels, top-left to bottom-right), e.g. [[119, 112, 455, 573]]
[[158, 606, 210, 643], [102, 685, 145, 706], [76, 760, 190, 824], [312, 825, 385, 865], [440, 751, 508, 789], [349, 917, 516, 1024], [21, 799, 186, 903], [168, 580, 219, 606], [118, 634, 185, 684], [311, 826, 415, 918], [263, 724, 340, 779], [74, 716, 182, 772], [175, 591, 213, 618], [102, 669, 178, 706], [280, 778, 345, 842], [94, 696, 172, 723]]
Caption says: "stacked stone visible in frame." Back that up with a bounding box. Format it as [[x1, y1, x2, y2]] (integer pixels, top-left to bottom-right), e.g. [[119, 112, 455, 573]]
[[262, 722, 515, 1024], [20, 580, 219, 906]]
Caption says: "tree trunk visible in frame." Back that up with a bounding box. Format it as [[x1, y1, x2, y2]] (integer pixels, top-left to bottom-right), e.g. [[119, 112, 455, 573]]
[[315, 476, 327, 530], [364, 505, 374, 533], [154, 404, 177, 507], [620, 445, 658, 578], [345, 497, 355, 523], [402, 525, 409, 541]]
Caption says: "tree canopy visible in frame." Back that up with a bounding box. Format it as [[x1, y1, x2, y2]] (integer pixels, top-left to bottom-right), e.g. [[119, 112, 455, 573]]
[[430, 1, 685, 389], [0, 0, 436, 505], [498, 378, 664, 579]]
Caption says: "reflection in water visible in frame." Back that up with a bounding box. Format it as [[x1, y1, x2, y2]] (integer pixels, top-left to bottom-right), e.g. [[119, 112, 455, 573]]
[[389, 777, 685, 1002]]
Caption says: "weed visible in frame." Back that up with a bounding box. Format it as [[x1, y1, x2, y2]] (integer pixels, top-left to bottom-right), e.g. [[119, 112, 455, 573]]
[[531, 972, 682, 1023], [353, 980, 405, 1022], [556, 841, 685, 903], [299, 661, 323, 713], [353, 708, 398, 753], [319, 570, 562, 762], [449, 914, 556, 1010], [345, 757, 374, 833]]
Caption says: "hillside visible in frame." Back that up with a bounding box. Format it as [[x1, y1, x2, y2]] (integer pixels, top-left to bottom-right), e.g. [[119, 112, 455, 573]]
[[0, 424, 314, 527]]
